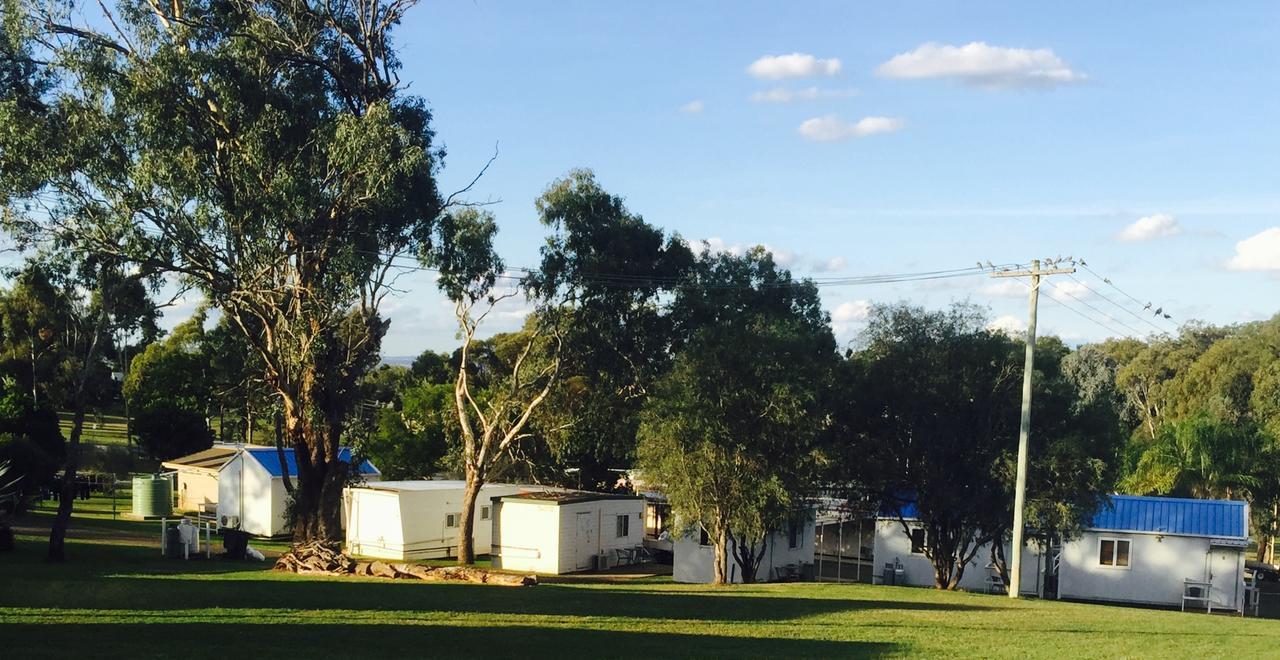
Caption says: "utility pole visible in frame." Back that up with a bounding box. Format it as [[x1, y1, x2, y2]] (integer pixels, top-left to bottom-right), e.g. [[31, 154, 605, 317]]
[[991, 258, 1074, 598]]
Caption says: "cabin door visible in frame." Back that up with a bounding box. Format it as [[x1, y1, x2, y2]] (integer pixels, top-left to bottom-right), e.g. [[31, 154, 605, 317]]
[[1208, 546, 1243, 612], [575, 512, 598, 570]]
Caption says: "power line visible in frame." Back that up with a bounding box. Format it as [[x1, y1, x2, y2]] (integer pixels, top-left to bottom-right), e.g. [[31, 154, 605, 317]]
[[1041, 279, 1150, 338], [1065, 273, 1174, 336], [1077, 262, 1176, 326], [1007, 276, 1143, 340]]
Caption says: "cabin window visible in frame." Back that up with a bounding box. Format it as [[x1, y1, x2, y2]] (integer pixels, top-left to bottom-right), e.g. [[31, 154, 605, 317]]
[[616, 514, 630, 538], [699, 527, 710, 546], [1100, 537, 1131, 567], [1099, 538, 1131, 568], [788, 518, 801, 549], [909, 528, 927, 554], [445, 513, 457, 528], [481, 506, 491, 521]]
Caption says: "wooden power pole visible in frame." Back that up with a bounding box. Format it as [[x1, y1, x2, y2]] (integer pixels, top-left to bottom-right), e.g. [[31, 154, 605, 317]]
[[991, 258, 1075, 598]]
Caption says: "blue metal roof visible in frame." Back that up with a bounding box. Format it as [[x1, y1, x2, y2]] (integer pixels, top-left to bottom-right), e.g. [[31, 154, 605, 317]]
[[244, 446, 379, 477], [879, 493, 1246, 540], [1089, 494, 1247, 539]]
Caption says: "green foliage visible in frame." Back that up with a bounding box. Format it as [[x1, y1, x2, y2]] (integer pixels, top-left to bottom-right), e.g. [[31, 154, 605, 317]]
[[1121, 416, 1266, 499], [132, 405, 214, 462], [637, 248, 835, 583], [362, 380, 453, 480], [0, 378, 63, 503]]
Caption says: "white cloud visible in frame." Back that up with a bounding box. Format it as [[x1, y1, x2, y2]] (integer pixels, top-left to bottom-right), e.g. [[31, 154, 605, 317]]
[[747, 53, 842, 80], [832, 299, 871, 323], [876, 41, 1086, 90], [1226, 227, 1280, 271], [1117, 213, 1183, 242], [831, 299, 872, 343], [798, 115, 904, 142], [988, 314, 1027, 336], [680, 100, 704, 113], [751, 86, 857, 103], [811, 256, 848, 273]]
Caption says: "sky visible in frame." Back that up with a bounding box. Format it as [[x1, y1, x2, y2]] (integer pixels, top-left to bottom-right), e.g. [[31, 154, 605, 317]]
[[38, 1, 1280, 357]]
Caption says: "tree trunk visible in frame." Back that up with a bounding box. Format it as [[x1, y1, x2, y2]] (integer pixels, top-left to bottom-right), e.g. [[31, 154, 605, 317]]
[[47, 277, 109, 562], [46, 405, 86, 561], [456, 469, 483, 564], [283, 401, 344, 547], [712, 526, 729, 584]]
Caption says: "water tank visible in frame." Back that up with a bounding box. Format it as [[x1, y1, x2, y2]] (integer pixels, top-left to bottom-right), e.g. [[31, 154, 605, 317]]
[[132, 474, 172, 518]]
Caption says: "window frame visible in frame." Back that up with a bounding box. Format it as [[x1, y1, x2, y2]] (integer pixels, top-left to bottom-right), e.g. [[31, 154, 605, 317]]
[[699, 527, 711, 546], [1097, 537, 1132, 569], [909, 528, 927, 554], [788, 517, 801, 549], [480, 505, 491, 521], [445, 513, 458, 528], [616, 514, 630, 538]]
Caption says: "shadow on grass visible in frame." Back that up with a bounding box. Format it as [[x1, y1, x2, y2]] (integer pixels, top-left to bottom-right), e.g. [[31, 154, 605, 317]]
[[3, 574, 993, 621], [0, 623, 898, 658]]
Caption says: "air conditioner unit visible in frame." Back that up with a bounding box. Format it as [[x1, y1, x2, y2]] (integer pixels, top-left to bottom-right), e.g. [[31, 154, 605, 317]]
[[220, 514, 240, 530], [596, 552, 611, 571]]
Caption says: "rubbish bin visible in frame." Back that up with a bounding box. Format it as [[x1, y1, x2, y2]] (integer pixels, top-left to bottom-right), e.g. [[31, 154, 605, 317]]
[[222, 528, 250, 560], [164, 526, 183, 559]]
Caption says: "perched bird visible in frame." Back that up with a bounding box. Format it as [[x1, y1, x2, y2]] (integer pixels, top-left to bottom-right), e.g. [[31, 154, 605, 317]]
[[1104, 277, 1112, 284], [986, 261, 995, 270], [1079, 259, 1087, 266], [1143, 302, 1152, 310], [1163, 313, 1173, 320], [1153, 307, 1163, 316], [977, 261, 985, 269]]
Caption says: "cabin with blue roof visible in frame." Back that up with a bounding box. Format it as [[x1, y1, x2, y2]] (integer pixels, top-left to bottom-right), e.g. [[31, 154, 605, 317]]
[[873, 493, 1250, 612], [216, 446, 380, 537]]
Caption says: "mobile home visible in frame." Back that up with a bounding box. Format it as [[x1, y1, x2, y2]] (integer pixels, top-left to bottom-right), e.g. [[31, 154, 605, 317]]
[[344, 481, 549, 560], [490, 491, 645, 575], [673, 509, 817, 584]]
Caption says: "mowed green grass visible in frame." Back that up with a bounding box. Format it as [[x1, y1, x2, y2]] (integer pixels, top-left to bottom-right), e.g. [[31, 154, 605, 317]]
[[3, 504, 1279, 659]]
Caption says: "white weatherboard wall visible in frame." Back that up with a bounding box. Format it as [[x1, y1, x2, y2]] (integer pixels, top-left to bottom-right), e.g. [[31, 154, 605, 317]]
[[673, 517, 817, 584], [344, 482, 539, 560], [491, 496, 645, 575], [216, 452, 286, 537], [1059, 531, 1244, 611], [872, 520, 1041, 593]]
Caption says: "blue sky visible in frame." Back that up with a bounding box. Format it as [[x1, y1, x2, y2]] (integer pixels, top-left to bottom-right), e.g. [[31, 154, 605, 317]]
[[70, 2, 1280, 355]]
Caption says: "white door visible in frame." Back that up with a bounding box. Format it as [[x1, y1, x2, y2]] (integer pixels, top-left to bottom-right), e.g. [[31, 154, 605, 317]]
[[1208, 546, 1242, 611], [575, 512, 598, 570]]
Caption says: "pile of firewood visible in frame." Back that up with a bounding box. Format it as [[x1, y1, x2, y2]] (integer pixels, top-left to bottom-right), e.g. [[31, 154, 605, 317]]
[[273, 541, 356, 574], [273, 542, 536, 587], [354, 560, 537, 587]]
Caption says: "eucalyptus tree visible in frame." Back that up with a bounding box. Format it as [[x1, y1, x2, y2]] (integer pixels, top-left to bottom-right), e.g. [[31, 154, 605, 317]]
[[2, 0, 463, 555], [636, 247, 837, 584]]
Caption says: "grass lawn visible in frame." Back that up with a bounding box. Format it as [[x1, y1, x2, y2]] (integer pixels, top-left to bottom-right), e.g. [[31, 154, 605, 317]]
[[3, 501, 1279, 658]]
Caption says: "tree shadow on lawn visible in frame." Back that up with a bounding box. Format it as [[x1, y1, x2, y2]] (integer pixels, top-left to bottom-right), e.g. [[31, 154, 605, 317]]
[[5, 575, 993, 622], [0, 622, 899, 658]]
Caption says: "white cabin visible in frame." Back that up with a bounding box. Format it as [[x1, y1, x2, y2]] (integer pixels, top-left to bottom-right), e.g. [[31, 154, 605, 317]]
[[343, 481, 548, 560], [490, 491, 646, 575], [216, 446, 380, 537], [873, 495, 1251, 611], [673, 510, 817, 584]]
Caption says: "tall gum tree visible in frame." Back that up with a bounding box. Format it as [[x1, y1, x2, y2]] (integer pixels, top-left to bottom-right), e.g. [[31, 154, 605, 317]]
[[1, 0, 462, 554]]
